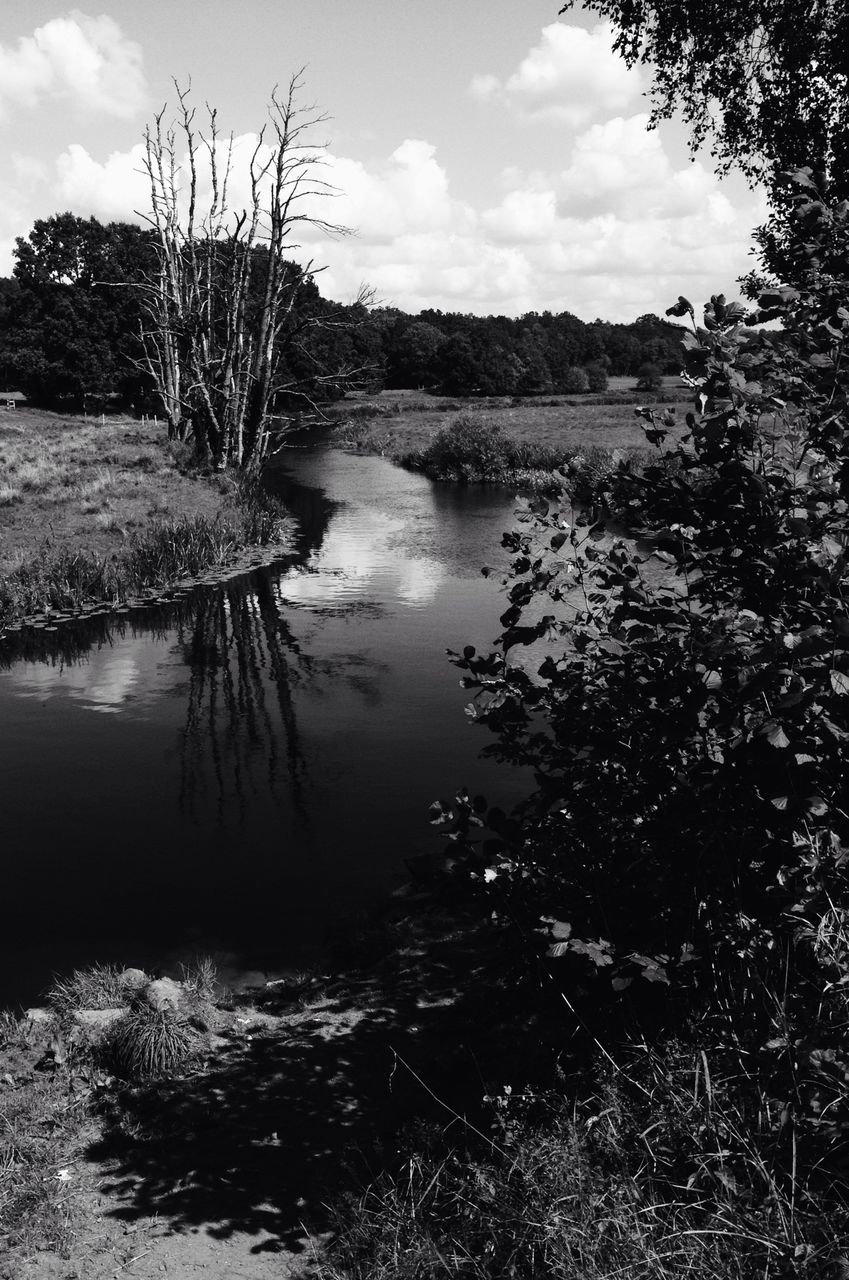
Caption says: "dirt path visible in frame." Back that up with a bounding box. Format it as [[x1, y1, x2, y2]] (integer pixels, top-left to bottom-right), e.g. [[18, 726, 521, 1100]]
[[5, 908, 515, 1280]]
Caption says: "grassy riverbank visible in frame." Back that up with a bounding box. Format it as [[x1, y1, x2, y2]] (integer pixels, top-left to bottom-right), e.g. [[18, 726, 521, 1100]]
[[324, 385, 685, 499], [3, 912, 842, 1280], [326, 382, 685, 458], [0, 409, 295, 630]]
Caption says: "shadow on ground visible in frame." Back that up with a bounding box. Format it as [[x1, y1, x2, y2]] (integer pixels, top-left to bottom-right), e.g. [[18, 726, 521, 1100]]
[[87, 908, 540, 1256]]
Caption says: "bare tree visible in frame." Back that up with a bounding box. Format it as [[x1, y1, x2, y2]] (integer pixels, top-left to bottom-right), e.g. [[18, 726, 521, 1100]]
[[138, 73, 359, 472]]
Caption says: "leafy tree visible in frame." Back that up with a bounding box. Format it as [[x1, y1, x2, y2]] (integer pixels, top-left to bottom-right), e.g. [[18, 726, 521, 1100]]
[[474, 340, 523, 397], [438, 177, 849, 1120], [560, 365, 590, 394], [559, 0, 849, 205], [436, 333, 482, 395], [385, 320, 444, 388], [584, 360, 609, 393], [0, 215, 157, 409]]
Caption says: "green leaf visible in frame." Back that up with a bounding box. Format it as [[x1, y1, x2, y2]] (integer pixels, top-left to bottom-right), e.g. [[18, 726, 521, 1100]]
[[762, 721, 789, 748], [540, 917, 572, 941], [830, 670, 849, 696], [666, 295, 694, 318]]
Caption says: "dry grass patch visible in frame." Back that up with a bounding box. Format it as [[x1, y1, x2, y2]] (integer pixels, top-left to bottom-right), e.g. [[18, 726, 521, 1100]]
[[0, 410, 243, 575], [0, 1036, 91, 1261]]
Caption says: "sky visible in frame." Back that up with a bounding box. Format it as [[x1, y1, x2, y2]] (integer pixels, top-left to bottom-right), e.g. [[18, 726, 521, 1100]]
[[0, 2, 768, 322]]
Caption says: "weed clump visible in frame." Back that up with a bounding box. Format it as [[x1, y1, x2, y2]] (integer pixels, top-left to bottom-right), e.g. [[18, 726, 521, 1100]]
[[47, 963, 134, 1016], [109, 1006, 195, 1080], [320, 1046, 848, 1280]]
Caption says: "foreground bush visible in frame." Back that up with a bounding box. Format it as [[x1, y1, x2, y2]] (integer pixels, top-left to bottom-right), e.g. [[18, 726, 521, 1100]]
[[108, 1006, 196, 1080], [422, 173, 849, 1252]]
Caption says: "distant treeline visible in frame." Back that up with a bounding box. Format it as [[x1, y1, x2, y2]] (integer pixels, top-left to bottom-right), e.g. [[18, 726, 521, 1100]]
[[0, 213, 686, 412]]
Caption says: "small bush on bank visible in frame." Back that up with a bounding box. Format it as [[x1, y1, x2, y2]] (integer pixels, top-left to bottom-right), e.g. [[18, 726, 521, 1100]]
[[400, 415, 566, 484], [399, 414, 650, 499]]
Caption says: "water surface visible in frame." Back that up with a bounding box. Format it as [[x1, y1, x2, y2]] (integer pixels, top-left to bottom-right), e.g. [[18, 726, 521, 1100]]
[[0, 450, 528, 1006]]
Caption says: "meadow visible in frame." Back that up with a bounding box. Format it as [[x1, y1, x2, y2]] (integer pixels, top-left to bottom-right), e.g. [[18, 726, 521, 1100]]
[[0, 409, 294, 627], [325, 381, 687, 476]]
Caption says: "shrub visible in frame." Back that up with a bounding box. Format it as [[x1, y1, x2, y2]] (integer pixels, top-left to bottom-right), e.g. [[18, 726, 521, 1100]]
[[560, 365, 591, 394], [402, 415, 565, 485], [635, 360, 663, 391], [435, 175, 849, 1191], [584, 361, 609, 393]]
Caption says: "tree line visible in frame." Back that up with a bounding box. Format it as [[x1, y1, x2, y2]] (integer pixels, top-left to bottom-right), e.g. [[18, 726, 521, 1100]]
[[0, 211, 684, 415]]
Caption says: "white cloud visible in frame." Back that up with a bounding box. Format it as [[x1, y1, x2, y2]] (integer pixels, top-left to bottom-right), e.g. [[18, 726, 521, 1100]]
[[321, 140, 475, 244], [5, 107, 766, 323], [56, 141, 150, 219], [0, 13, 147, 121], [471, 22, 645, 129], [482, 189, 559, 244]]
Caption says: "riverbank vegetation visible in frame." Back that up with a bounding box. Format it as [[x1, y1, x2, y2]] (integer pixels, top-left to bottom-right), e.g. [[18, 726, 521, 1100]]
[[325, 384, 674, 500], [0, 214, 688, 417], [0, 410, 294, 630], [332, 179, 849, 1278], [393, 412, 650, 499]]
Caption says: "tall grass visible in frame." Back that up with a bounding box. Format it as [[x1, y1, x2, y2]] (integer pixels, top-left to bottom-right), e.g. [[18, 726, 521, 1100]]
[[319, 1042, 848, 1280], [0, 479, 292, 627], [0, 1038, 88, 1259], [47, 963, 135, 1015]]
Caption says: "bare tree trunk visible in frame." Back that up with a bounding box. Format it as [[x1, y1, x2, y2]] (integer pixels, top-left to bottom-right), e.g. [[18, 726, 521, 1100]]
[[137, 73, 354, 471]]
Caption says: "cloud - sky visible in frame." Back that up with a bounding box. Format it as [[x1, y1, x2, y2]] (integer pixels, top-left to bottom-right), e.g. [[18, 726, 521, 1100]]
[[0, 2, 767, 322]]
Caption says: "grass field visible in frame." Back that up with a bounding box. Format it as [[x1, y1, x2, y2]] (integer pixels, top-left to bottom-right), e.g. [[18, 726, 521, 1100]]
[[326, 381, 688, 459], [0, 409, 294, 628], [0, 410, 235, 574]]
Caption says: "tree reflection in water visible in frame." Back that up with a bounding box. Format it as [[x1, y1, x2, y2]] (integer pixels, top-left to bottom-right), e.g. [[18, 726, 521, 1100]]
[[178, 571, 311, 823]]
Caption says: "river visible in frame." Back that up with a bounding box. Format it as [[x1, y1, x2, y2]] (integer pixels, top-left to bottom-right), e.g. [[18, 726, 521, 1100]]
[[0, 449, 531, 1008]]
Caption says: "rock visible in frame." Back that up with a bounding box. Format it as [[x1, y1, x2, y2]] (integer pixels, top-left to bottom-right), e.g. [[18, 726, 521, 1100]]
[[142, 977, 184, 1013], [118, 967, 148, 990], [69, 1009, 124, 1046], [20, 1007, 56, 1048], [23, 1007, 53, 1024]]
